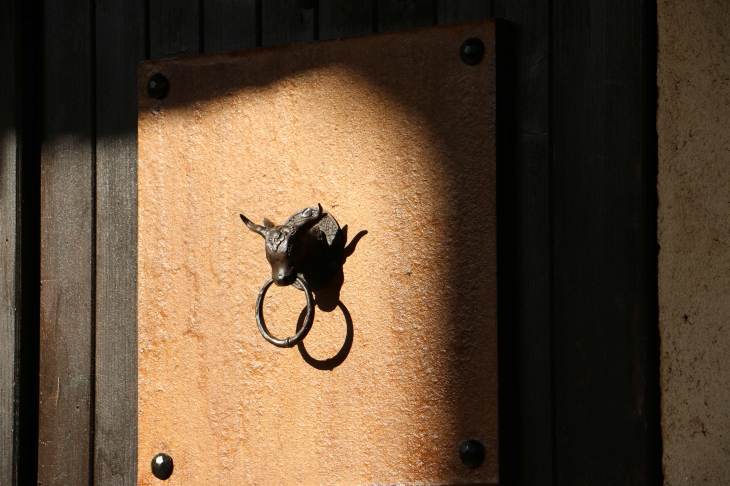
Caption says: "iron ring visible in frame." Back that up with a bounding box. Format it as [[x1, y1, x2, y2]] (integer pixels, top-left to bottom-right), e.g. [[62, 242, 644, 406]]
[[255, 277, 315, 348]]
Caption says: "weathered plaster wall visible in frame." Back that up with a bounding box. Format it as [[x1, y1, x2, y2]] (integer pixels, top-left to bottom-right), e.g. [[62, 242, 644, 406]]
[[658, 1, 730, 482]]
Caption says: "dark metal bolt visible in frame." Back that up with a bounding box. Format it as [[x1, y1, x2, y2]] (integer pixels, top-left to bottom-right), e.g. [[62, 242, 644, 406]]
[[460, 38, 485, 66], [147, 73, 169, 100], [459, 439, 485, 469], [298, 0, 315, 9], [151, 453, 174, 480]]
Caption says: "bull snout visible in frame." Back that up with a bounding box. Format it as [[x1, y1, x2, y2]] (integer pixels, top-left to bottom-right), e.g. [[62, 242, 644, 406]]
[[272, 267, 297, 286]]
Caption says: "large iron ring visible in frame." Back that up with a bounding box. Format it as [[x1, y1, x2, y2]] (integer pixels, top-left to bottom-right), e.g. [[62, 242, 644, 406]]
[[255, 277, 314, 348]]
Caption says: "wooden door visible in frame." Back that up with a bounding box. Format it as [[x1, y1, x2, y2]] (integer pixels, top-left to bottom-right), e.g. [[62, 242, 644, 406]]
[[0, 0, 661, 484]]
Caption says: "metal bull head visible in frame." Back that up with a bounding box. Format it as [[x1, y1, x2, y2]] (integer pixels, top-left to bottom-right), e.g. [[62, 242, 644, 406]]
[[240, 204, 344, 290]]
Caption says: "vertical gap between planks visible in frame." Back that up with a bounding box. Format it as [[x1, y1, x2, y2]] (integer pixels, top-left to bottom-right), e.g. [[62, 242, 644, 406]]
[[547, 0, 556, 483], [16, 0, 42, 482], [89, 0, 98, 482], [255, 0, 262, 47], [313, 0, 319, 40], [199, 0, 205, 53], [642, 0, 662, 480], [145, 0, 151, 60], [371, 0, 378, 32]]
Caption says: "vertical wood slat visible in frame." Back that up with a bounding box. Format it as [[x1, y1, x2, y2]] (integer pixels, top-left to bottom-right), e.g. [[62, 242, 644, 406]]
[[0, 0, 18, 483], [552, 0, 660, 483], [261, 0, 314, 47], [489, 0, 553, 484], [204, 0, 257, 53], [150, 0, 200, 59], [94, 0, 146, 484], [37, 0, 95, 483], [438, 0, 490, 24], [378, 0, 437, 32], [318, 0, 372, 40]]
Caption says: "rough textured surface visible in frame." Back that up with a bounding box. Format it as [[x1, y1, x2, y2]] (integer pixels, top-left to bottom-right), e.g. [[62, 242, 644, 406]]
[[658, 1, 730, 483], [0, 0, 17, 481], [94, 0, 146, 483], [138, 21, 497, 485], [37, 0, 95, 483]]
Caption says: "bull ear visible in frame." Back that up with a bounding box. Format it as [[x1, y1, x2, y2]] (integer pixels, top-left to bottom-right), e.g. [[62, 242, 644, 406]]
[[240, 214, 267, 238], [263, 218, 275, 228], [291, 203, 324, 236]]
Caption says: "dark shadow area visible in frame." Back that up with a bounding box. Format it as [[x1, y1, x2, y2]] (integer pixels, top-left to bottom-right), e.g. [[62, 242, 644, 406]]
[[17, 0, 42, 482], [550, 0, 663, 482], [494, 19, 520, 485], [343, 226, 368, 260], [310, 225, 368, 312], [294, 225, 366, 370], [642, 0, 663, 482], [296, 301, 354, 371]]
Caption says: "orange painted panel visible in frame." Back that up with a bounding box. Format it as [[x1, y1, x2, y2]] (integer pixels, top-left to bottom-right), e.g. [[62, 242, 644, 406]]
[[138, 20, 497, 485]]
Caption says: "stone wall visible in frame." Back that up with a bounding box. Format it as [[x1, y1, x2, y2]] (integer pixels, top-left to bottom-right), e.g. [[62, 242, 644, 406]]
[[658, 1, 730, 482]]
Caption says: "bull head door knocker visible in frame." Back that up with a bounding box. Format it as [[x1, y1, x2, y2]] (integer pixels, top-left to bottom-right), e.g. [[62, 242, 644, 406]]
[[240, 204, 344, 348]]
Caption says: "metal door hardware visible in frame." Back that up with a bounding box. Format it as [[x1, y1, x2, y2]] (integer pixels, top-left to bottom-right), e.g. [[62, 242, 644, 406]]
[[459, 440, 485, 469], [147, 73, 169, 100], [151, 453, 174, 480], [460, 38, 485, 65], [240, 204, 344, 348]]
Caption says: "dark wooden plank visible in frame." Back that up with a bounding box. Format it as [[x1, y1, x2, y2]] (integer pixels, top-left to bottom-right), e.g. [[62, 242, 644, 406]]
[[377, 0, 436, 32], [0, 0, 18, 483], [491, 0, 552, 484], [318, 0, 372, 40], [261, 0, 314, 46], [438, 0, 490, 24], [94, 0, 146, 483], [552, 0, 661, 483], [37, 0, 95, 483], [204, 0, 257, 53], [150, 0, 200, 59]]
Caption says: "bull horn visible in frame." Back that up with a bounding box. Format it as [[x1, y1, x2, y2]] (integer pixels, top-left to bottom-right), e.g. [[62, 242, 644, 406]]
[[240, 214, 267, 238], [305, 203, 323, 220], [291, 203, 324, 235]]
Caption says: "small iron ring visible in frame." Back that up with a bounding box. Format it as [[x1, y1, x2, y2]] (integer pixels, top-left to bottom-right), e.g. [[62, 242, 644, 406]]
[[255, 277, 314, 348]]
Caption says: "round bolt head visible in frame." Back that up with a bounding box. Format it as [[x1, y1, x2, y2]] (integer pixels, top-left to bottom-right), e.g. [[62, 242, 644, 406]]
[[147, 73, 169, 100], [298, 0, 315, 9], [151, 452, 174, 480], [460, 38, 485, 66], [459, 439, 485, 469]]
